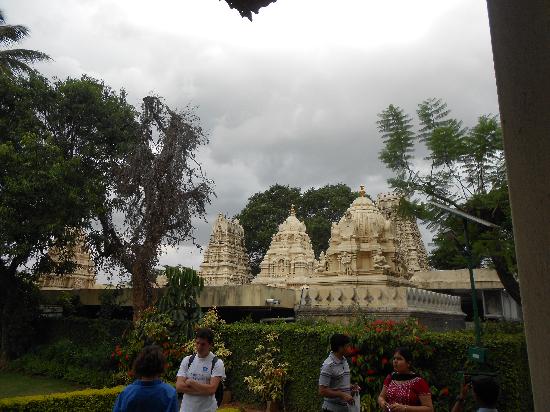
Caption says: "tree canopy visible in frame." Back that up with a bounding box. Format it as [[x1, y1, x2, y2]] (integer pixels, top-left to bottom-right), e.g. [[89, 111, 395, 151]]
[[377, 98, 520, 304], [236, 183, 357, 275]]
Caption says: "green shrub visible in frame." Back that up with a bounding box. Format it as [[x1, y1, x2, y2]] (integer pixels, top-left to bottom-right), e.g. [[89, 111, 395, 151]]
[[8, 339, 115, 387], [220, 321, 532, 412], [0, 386, 123, 411]]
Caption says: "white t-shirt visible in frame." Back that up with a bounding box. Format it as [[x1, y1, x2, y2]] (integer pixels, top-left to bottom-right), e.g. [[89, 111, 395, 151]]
[[177, 352, 225, 412]]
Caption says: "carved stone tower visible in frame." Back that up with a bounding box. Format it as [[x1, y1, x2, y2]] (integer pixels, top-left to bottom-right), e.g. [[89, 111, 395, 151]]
[[39, 232, 96, 289], [199, 214, 251, 286], [253, 205, 316, 288], [376, 193, 430, 277]]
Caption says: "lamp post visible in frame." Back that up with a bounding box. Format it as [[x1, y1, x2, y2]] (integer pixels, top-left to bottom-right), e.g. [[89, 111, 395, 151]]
[[429, 202, 499, 357]]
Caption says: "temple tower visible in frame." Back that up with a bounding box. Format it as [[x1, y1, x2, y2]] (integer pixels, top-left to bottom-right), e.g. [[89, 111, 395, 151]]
[[253, 205, 316, 289], [39, 232, 96, 289], [376, 193, 430, 277], [199, 214, 251, 286]]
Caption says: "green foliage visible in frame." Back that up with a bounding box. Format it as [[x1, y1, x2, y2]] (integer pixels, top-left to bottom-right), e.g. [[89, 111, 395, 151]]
[[0, 9, 50, 77], [236, 184, 357, 274], [0, 386, 123, 411], [112, 307, 231, 383], [0, 72, 139, 357], [7, 317, 130, 387], [377, 99, 520, 304], [0, 277, 40, 359], [244, 331, 290, 403], [221, 321, 531, 412], [8, 339, 115, 387], [157, 266, 204, 340]]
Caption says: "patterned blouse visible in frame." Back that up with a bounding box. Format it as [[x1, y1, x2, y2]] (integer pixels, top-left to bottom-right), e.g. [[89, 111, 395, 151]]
[[383, 373, 431, 406]]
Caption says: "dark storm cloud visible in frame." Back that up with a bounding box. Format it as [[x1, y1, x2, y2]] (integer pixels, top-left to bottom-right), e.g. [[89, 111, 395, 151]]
[[4, 0, 499, 272]]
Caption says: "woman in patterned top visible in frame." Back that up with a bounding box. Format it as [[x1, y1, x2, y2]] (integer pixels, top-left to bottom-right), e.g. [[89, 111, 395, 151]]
[[377, 347, 433, 412]]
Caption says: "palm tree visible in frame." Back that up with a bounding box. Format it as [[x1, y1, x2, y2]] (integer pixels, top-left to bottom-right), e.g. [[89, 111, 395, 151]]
[[0, 9, 50, 77]]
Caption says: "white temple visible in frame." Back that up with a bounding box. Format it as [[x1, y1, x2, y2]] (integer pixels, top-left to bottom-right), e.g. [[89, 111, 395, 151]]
[[253, 205, 316, 289], [39, 233, 96, 289], [199, 214, 251, 286], [376, 193, 430, 276]]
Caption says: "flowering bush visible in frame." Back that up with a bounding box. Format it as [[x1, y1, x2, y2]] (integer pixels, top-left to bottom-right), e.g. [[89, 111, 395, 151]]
[[344, 318, 453, 411], [244, 331, 290, 405], [111, 307, 231, 383]]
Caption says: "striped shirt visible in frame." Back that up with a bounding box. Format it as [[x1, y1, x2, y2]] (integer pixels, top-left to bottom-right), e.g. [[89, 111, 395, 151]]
[[319, 352, 351, 412]]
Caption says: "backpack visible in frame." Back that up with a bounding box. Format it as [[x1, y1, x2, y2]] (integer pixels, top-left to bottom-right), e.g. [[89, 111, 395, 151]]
[[187, 353, 224, 407]]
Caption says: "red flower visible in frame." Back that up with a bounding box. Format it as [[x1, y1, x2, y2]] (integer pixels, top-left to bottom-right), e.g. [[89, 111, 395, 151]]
[[381, 357, 388, 365], [367, 377, 375, 382], [367, 369, 376, 375], [440, 388, 449, 397], [351, 356, 357, 364], [125, 354, 129, 360], [111, 352, 115, 359], [375, 327, 382, 333]]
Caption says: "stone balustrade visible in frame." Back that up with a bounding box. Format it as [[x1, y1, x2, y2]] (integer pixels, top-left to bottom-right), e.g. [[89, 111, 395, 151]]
[[406, 287, 462, 313]]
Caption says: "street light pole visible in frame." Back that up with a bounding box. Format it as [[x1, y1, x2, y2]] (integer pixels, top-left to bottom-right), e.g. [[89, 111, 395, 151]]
[[429, 201, 499, 357], [462, 217, 482, 347]]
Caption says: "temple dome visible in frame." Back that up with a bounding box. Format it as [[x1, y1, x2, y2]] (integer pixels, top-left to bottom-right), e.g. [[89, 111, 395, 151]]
[[336, 186, 390, 241], [278, 205, 306, 233]]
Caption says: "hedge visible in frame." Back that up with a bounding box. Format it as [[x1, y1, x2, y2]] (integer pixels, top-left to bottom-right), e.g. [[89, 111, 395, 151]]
[[0, 387, 123, 412], [9, 317, 532, 412], [220, 321, 533, 412], [8, 318, 130, 388]]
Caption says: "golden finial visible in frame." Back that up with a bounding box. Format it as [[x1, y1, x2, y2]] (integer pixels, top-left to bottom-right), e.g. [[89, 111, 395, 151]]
[[359, 185, 366, 197], [290, 204, 296, 215]]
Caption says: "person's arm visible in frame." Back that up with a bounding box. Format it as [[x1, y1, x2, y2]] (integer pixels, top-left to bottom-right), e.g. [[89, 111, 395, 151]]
[[378, 386, 389, 410], [319, 385, 354, 404], [183, 376, 222, 396], [388, 395, 433, 412], [451, 383, 470, 412]]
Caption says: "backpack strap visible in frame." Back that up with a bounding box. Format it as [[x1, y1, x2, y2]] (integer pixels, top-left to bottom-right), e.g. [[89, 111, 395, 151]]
[[210, 356, 219, 376], [187, 353, 196, 370]]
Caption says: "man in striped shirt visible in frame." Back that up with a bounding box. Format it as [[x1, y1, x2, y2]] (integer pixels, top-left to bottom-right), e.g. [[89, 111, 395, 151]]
[[318, 334, 359, 412]]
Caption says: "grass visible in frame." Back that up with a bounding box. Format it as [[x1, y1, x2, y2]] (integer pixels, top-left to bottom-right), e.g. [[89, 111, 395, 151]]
[[0, 371, 85, 398]]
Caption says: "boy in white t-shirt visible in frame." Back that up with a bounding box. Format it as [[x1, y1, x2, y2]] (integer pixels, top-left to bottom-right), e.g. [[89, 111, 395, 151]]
[[176, 328, 225, 412]]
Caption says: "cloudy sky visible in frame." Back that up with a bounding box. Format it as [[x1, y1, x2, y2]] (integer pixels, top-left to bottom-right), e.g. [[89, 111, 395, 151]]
[[6, 0, 499, 278]]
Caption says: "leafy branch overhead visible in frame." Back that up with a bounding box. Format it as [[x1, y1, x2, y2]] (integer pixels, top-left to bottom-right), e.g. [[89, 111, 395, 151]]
[[377, 98, 520, 304]]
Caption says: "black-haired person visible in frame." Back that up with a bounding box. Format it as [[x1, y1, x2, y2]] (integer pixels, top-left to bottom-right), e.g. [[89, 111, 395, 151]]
[[113, 345, 178, 412], [176, 328, 225, 412], [451, 375, 499, 412], [377, 347, 433, 412], [318, 333, 361, 412]]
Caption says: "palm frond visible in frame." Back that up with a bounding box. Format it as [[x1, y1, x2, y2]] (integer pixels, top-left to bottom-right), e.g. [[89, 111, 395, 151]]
[[0, 24, 29, 45], [0, 48, 50, 63], [0, 48, 50, 76]]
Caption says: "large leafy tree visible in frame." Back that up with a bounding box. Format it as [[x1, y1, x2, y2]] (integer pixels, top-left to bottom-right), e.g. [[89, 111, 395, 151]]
[[236, 184, 357, 275], [0, 9, 50, 77], [0, 73, 138, 358], [91, 96, 213, 319], [377, 98, 520, 304]]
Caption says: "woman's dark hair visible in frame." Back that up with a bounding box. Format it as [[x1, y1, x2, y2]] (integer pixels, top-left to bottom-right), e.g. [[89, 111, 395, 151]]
[[132, 345, 166, 378], [394, 346, 413, 363], [472, 375, 499, 407], [330, 333, 350, 352], [195, 327, 214, 344]]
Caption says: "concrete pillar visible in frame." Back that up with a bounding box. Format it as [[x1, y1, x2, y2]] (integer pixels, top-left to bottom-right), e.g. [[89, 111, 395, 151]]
[[486, 1, 550, 410]]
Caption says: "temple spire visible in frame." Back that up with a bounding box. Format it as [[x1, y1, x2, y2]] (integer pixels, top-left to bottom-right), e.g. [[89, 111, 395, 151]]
[[359, 185, 366, 197], [290, 204, 296, 215]]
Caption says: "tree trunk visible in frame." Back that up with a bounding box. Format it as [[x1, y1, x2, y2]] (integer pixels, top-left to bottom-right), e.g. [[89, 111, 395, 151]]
[[131, 263, 153, 321], [491, 254, 522, 305]]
